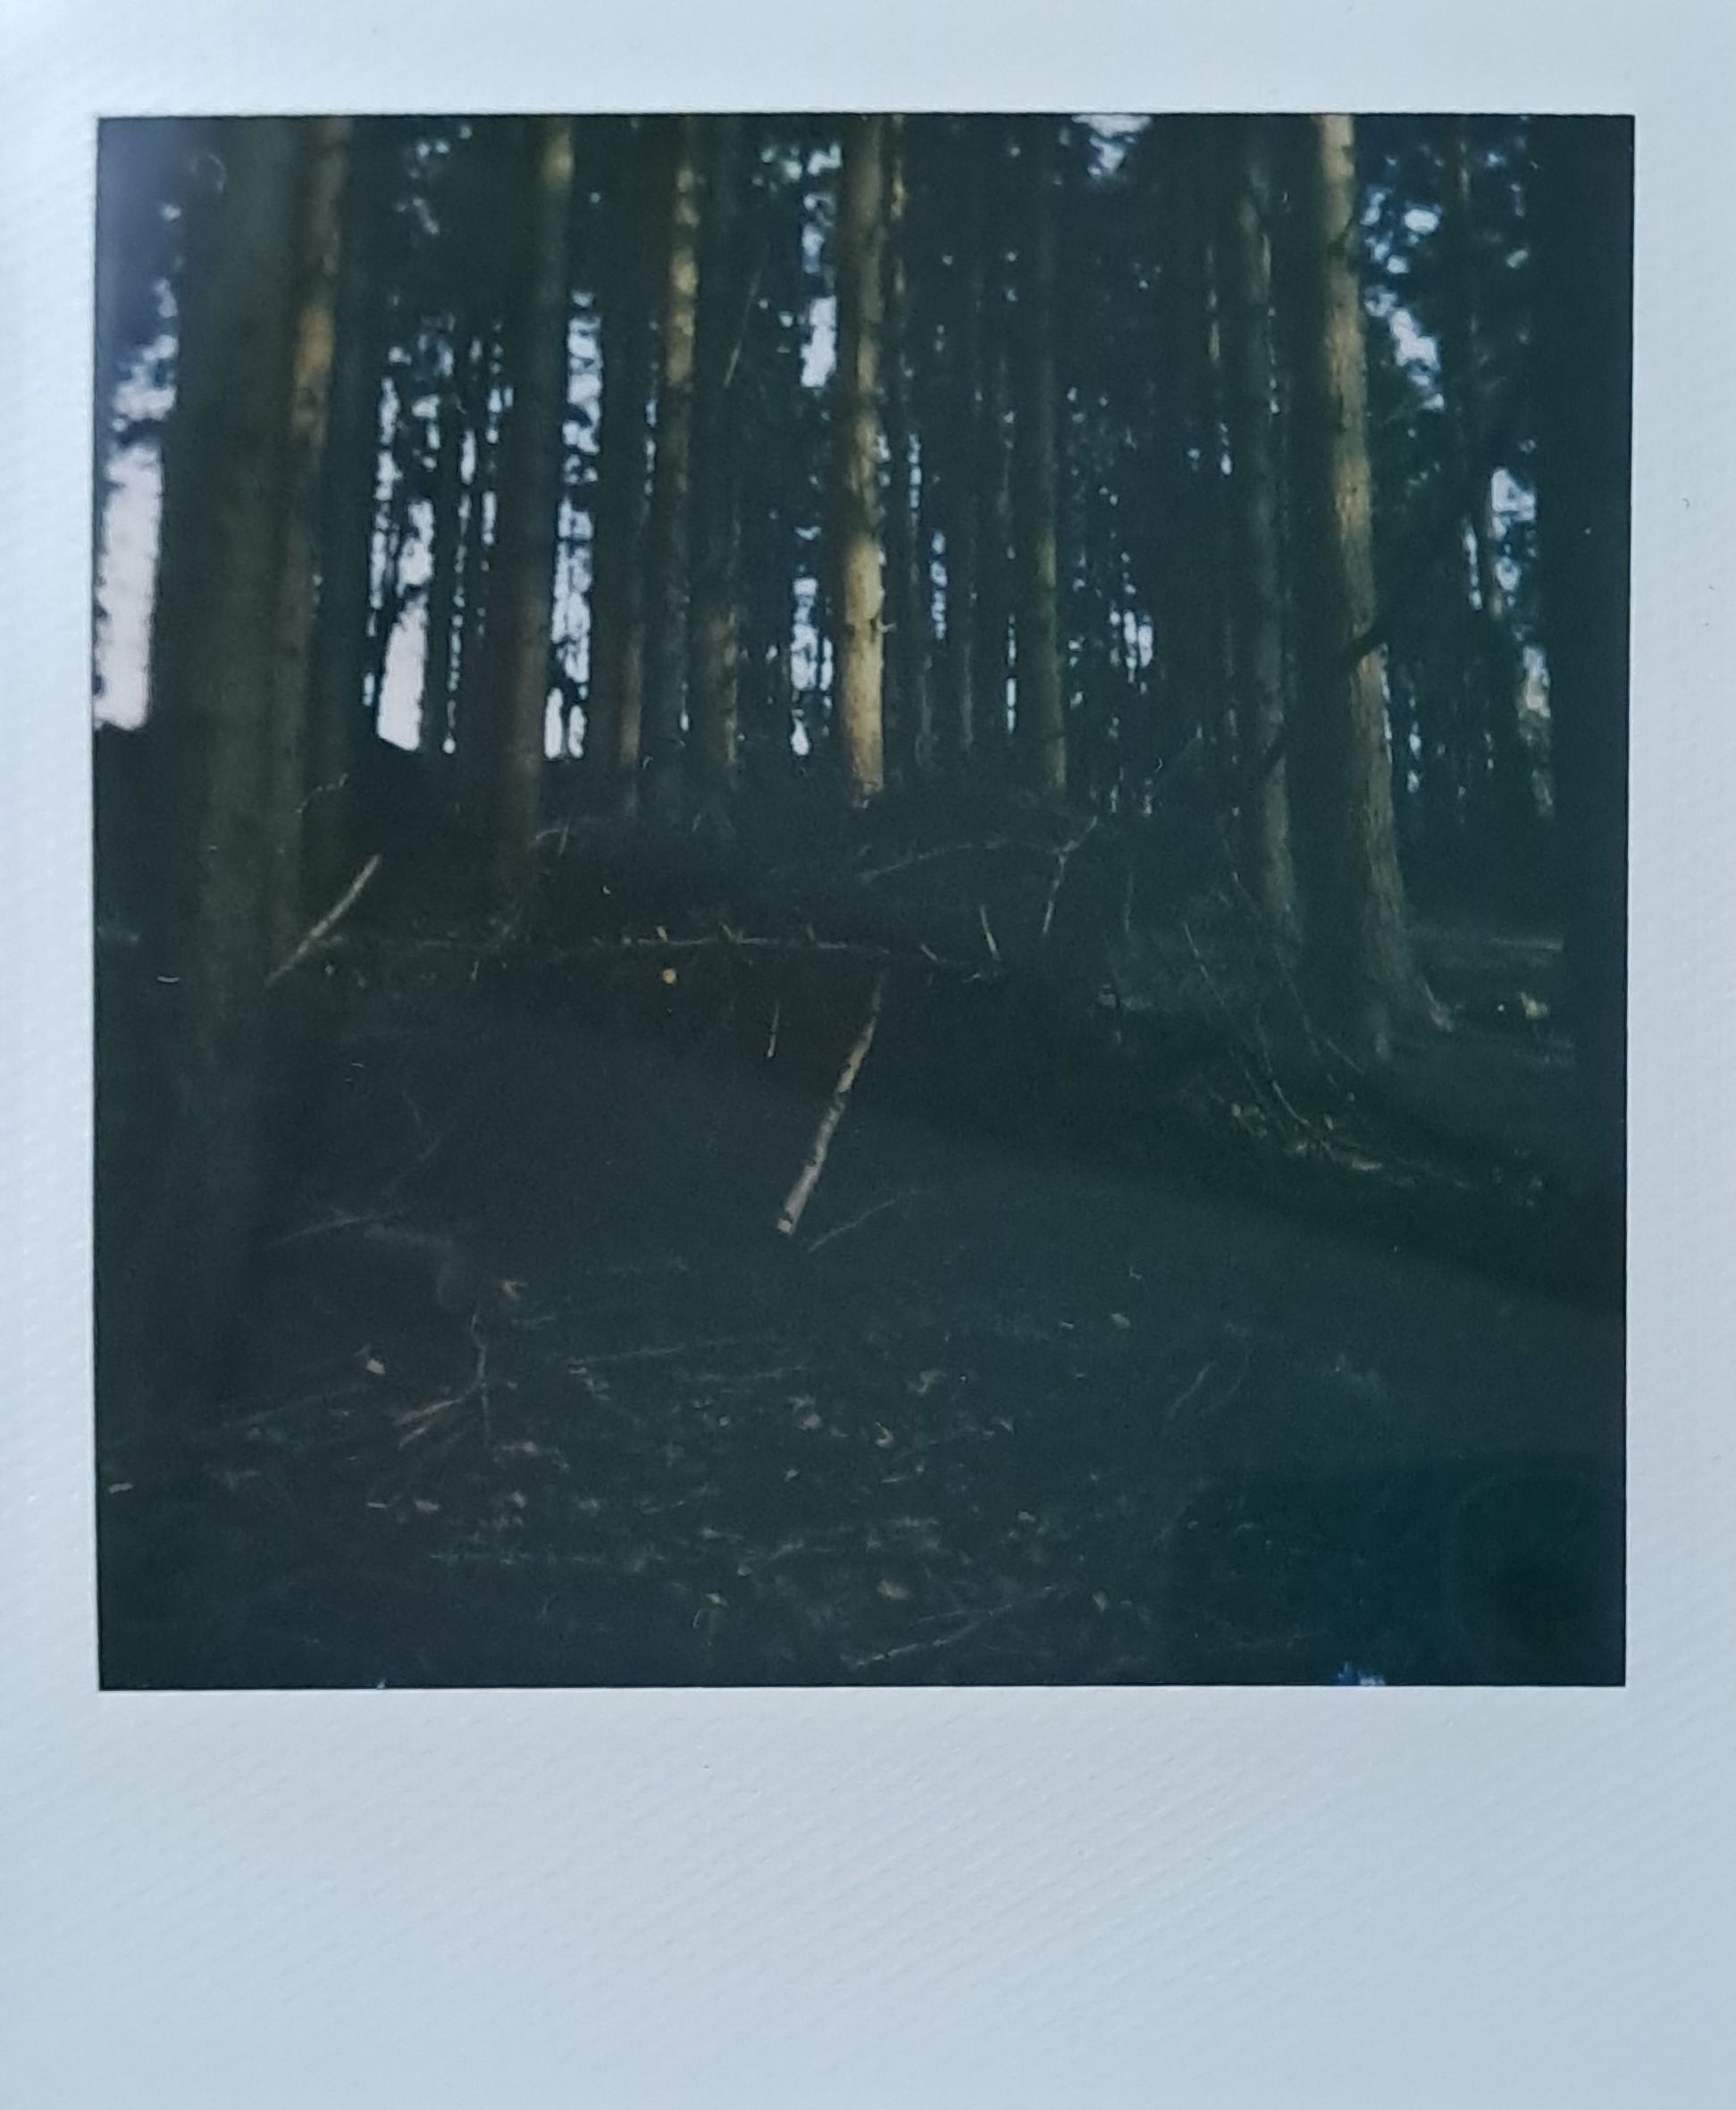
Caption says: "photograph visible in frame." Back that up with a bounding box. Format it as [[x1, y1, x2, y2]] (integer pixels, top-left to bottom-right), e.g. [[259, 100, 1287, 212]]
[[91, 109, 1630, 1691]]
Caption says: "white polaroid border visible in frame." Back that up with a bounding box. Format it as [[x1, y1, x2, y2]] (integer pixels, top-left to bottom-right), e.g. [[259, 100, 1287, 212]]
[[4, 3, 1732, 2103]]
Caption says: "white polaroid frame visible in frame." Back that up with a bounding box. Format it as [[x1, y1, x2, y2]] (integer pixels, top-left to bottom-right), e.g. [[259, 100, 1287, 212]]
[[3, 2, 1732, 2103]]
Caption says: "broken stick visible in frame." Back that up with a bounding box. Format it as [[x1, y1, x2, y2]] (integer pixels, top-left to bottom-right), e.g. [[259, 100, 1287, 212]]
[[776, 970, 889, 1237], [266, 852, 383, 987]]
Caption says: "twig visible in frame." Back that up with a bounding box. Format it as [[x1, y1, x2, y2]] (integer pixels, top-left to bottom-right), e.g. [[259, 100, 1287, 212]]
[[806, 1191, 908, 1254], [777, 971, 889, 1236], [266, 853, 383, 988], [765, 998, 781, 1062], [842, 1586, 1061, 1670], [1039, 817, 1099, 941], [854, 836, 1020, 883], [569, 1331, 779, 1369], [1161, 1360, 1216, 1432], [977, 904, 1001, 962]]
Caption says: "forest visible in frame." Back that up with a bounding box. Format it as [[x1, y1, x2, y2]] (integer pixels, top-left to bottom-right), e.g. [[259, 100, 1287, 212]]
[[91, 112, 1631, 1688]]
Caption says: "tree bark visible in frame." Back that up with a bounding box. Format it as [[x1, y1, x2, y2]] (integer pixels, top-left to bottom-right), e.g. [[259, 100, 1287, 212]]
[[485, 117, 576, 892], [417, 379, 465, 764], [1439, 116, 1534, 865], [829, 113, 889, 806], [1217, 116, 1298, 935], [642, 116, 704, 820], [586, 118, 657, 816], [306, 120, 394, 902], [1011, 118, 1066, 799], [1528, 116, 1632, 1203], [1278, 113, 1416, 1055], [687, 115, 746, 830], [881, 114, 932, 783], [451, 326, 501, 792], [974, 249, 1014, 774], [943, 151, 984, 773], [260, 116, 349, 964], [139, 116, 306, 1359]]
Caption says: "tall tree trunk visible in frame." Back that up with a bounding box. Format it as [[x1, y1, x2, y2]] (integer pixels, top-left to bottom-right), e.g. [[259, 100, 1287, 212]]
[[586, 119, 657, 817], [417, 376, 465, 764], [1278, 113, 1416, 1056], [881, 113, 931, 783], [642, 116, 704, 820], [943, 125, 985, 771], [1217, 116, 1297, 935], [451, 326, 501, 792], [829, 113, 889, 806], [1439, 117, 1534, 869], [687, 115, 746, 830], [139, 116, 307, 1365], [1011, 117, 1066, 799], [485, 117, 576, 892], [261, 116, 349, 964], [973, 127, 1015, 777], [1529, 117, 1632, 1204], [306, 121, 392, 900]]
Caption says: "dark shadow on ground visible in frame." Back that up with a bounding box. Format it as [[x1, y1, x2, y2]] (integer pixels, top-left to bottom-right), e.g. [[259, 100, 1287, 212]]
[[96, 824, 1624, 1688]]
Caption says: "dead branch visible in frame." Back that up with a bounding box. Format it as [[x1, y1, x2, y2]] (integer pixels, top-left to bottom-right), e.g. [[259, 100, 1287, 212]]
[[806, 1191, 910, 1254], [777, 971, 889, 1236], [266, 853, 383, 988], [1039, 817, 1099, 941], [854, 836, 1021, 883]]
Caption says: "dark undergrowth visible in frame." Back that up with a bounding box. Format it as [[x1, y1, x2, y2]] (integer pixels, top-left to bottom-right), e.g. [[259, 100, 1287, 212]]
[[96, 799, 1625, 1689]]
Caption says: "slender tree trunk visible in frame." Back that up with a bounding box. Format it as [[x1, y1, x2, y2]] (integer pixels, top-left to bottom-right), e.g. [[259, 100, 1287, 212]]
[[829, 113, 889, 806], [586, 118, 657, 816], [451, 326, 501, 791], [943, 127, 985, 771], [1011, 118, 1066, 799], [417, 378, 465, 763], [881, 114, 931, 783], [1217, 116, 1297, 934], [687, 115, 746, 829], [306, 120, 394, 902], [642, 116, 704, 820], [139, 116, 306, 1364], [1194, 226, 1237, 808], [1278, 113, 1416, 1056], [974, 132, 1015, 777], [485, 117, 576, 892], [260, 116, 348, 964], [1439, 117, 1534, 867], [1529, 116, 1632, 1203]]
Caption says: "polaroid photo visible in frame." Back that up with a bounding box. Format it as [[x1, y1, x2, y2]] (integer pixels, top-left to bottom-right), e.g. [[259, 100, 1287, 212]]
[[2, 0, 1732, 2102]]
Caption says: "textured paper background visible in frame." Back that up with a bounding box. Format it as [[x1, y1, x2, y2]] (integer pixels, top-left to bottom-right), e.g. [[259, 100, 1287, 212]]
[[3, 4, 1732, 2103]]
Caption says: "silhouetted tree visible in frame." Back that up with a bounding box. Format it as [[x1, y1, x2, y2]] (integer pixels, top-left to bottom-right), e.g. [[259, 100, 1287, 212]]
[[1216, 116, 1296, 933], [687, 115, 747, 829], [829, 113, 889, 806], [642, 117, 703, 820], [1278, 113, 1416, 1055], [140, 117, 309, 1355], [1012, 117, 1067, 798], [1529, 116, 1632, 1202], [586, 117, 657, 814], [484, 117, 577, 890]]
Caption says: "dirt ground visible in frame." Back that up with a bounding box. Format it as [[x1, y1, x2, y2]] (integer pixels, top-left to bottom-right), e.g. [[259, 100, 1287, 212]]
[[95, 827, 1624, 1688]]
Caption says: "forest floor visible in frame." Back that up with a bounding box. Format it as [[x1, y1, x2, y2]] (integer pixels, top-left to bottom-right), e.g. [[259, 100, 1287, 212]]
[[96, 801, 1625, 1687]]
